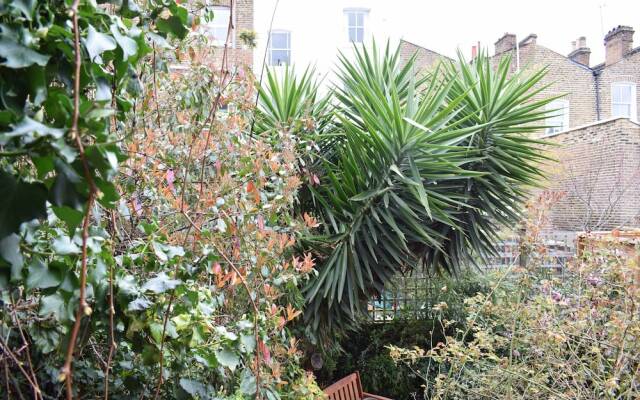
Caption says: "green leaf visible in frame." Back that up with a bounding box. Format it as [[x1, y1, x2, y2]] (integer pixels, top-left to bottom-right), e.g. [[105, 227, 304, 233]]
[[215, 348, 240, 371], [0, 38, 49, 68], [0, 171, 47, 239], [49, 160, 85, 211], [26, 258, 62, 289], [0, 234, 24, 282], [38, 293, 66, 320], [128, 297, 152, 311], [0, 117, 64, 145], [156, 16, 189, 40], [239, 370, 257, 395], [141, 272, 182, 293], [52, 206, 84, 236], [179, 379, 208, 397], [110, 24, 138, 61], [10, 0, 36, 20], [239, 334, 256, 353], [52, 235, 80, 255], [85, 25, 117, 62]]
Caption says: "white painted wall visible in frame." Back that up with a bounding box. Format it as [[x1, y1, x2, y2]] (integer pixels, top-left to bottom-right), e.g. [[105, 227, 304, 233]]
[[253, 0, 402, 89]]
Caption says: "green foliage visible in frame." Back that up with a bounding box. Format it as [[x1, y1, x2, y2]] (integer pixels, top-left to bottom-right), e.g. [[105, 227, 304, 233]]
[[0, 1, 321, 399], [314, 271, 492, 399], [287, 43, 553, 339], [390, 197, 640, 399]]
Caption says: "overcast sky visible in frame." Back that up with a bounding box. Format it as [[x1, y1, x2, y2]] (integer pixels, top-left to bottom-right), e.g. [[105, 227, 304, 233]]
[[390, 0, 640, 65]]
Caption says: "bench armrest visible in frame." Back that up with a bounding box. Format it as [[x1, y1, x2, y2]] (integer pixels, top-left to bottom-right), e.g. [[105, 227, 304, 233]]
[[363, 393, 393, 400]]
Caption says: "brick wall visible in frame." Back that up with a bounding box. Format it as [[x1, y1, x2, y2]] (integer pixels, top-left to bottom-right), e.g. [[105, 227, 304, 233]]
[[398, 39, 451, 73], [491, 40, 597, 131], [209, 0, 253, 68], [544, 117, 640, 230]]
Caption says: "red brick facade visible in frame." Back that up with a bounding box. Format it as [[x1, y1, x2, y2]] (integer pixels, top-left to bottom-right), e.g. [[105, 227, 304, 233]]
[[210, 0, 254, 68]]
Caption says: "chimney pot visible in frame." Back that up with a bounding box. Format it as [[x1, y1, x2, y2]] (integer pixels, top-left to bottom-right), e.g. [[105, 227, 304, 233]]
[[604, 25, 634, 65], [568, 36, 590, 67]]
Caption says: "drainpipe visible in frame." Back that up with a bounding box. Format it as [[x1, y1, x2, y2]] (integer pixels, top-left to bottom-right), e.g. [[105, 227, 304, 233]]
[[593, 69, 602, 121]]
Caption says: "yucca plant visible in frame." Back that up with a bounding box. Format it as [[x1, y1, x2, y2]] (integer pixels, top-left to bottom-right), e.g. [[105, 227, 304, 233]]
[[254, 65, 332, 137], [256, 43, 555, 341]]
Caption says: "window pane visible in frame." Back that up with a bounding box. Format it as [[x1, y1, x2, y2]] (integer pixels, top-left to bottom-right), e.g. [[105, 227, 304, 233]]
[[347, 12, 356, 26], [613, 104, 630, 117], [271, 32, 288, 49], [213, 8, 230, 27], [613, 84, 632, 103], [212, 27, 228, 42], [356, 27, 363, 42], [356, 12, 364, 26], [270, 50, 290, 66], [546, 100, 567, 133], [348, 27, 357, 42]]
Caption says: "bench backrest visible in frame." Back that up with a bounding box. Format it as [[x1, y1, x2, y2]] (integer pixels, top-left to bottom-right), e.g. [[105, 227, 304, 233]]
[[324, 372, 364, 400]]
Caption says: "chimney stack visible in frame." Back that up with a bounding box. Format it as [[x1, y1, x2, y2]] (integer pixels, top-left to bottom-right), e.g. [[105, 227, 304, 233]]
[[495, 33, 516, 55], [568, 36, 590, 66], [604, 25, 634, 65]]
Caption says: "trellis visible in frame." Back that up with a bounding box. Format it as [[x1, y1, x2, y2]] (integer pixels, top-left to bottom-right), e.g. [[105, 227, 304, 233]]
[[367, 232, 576, 321]]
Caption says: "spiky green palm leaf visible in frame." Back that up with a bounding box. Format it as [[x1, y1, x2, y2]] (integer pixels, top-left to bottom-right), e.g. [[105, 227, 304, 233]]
[[301, 45, 555, 340], [301, 44, 489, 336], [256, 43, 555, 341]]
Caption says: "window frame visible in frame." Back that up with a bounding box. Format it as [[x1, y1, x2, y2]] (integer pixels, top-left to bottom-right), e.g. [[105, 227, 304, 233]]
[[544, 99, 570, 136], [344, 8, 368, 43], [202, 5, 234, 47], [268, 30, 291, 66], [611, 82, 637, 121]]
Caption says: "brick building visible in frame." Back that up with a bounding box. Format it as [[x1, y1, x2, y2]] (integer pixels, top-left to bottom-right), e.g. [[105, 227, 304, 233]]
[[206, 0, 254, 67], [398, 39, 451, 73], [403, 26, 640, 230], [488, 26, 640, 231]]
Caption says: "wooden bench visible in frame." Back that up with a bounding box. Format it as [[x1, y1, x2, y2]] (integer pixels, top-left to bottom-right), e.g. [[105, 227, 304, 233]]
[[323, 372, 392, 400]]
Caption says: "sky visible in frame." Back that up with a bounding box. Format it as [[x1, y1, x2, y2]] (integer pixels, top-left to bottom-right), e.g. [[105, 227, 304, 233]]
[[388, 0, 640, 65]]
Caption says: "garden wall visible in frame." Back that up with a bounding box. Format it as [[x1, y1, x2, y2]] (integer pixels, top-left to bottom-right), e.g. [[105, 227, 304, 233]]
[[544, 117, 640, 231]]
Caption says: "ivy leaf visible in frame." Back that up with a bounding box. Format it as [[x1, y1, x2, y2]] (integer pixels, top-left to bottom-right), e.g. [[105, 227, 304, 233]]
[[128, 297, 152, 311], [85, 25, 117, 62], [111, 24, 138, 61], [239, 370, 257, 395], [152, 241, 185, 264], [52, 206, 84, 236], [0, 171, 47, 239], [49, 160, 85, 211], [10, 0, 36, 20], [26, 258, 62, 289], [0, 117, 64, 146], [156, 16, 189, 40], [0, 234, 24, 281], [39, 293, 67, 320], [52, 235, 80, 255], [215, 348, 240, 371], [141, 272, 181, 293], [0, 38, 49, 68], [121, 0, 141, 18], [240, 334, 256, 353], [179, 379, 209, 397]]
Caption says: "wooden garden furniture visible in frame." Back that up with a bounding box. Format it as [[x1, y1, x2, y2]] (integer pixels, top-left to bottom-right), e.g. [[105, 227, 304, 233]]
[[323, 372, 392, 400]]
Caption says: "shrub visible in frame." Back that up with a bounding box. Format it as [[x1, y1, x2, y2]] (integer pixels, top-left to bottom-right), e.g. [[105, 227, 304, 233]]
[[315, 271, 492, 399], [390, 196, 640, 399]]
